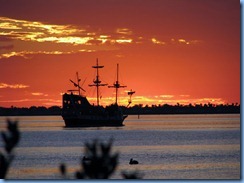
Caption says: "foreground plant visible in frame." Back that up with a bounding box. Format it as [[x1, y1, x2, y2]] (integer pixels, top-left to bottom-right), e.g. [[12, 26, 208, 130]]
[[0, 120, 20, 179], [60, 139, 142, 179]]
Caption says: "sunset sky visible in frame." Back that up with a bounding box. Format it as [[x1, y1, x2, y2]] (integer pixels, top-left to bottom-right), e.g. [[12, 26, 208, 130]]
[[0, 0, 240, 107]]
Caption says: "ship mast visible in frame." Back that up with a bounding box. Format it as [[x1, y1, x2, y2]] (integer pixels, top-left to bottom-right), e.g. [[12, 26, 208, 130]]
[[89, 58, 107, 106], [127, 89, 135, 107], [108, 64, 126, 105], [69, 72, 85, 95], [76, 72, 81, 95]]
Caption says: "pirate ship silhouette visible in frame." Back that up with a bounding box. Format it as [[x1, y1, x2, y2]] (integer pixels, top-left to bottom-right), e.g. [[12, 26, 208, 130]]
[[61, 59, 135, 127]]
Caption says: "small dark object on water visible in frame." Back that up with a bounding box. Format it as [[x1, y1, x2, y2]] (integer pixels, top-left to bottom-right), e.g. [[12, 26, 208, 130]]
[[60, 163, 66, 176], [129, 158, 138, 165]]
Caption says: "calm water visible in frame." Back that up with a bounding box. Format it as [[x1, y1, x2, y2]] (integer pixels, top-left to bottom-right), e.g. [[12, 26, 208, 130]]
[[0, 114, 240, 179]]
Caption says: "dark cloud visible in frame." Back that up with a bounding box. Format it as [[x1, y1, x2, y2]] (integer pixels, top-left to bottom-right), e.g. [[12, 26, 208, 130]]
[[0, 35, 14, 42], [0, 44, 14, 50]]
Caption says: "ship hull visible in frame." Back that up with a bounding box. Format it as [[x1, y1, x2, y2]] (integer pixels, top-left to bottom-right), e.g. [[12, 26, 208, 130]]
[[62, 87, 128, 127], [62, 115, 127, 127]]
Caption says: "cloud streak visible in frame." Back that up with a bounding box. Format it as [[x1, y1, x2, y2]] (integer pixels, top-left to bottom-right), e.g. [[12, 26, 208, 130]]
[[87, 94, 225, 107], [31, 92, 48, 97], [0, 17, 135, 59], [0, 50, 95, 59], [0, 83, 29, 89], [0, 16, 203, 59], [0, 98, 61, 106]]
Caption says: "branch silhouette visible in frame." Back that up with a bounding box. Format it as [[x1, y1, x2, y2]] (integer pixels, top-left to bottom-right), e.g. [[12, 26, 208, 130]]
[[60, 139, 142, 179], [0, 119, 20, 179]]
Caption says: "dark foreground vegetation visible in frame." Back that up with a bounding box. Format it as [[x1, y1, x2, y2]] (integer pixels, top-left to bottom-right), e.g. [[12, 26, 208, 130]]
[[0, 103, 240, 116], [0, 120, 141, 179], [60, 139, 142, 179], [0, 120, 20, 178]]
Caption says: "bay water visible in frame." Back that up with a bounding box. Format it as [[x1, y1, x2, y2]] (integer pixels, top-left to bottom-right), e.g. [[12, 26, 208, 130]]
[[0, 114, 240, 179]]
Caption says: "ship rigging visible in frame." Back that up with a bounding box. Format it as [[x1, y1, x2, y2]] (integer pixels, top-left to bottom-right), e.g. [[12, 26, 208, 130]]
[[61, 58, 135, 127]]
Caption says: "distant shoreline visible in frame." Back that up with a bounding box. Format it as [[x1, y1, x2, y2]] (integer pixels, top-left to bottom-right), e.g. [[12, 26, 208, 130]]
[[0, 113, 240, 117], [0, 104, 240, 116]]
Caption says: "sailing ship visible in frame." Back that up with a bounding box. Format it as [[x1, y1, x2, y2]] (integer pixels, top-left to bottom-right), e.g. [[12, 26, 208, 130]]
[[61, 59, 135, 127]]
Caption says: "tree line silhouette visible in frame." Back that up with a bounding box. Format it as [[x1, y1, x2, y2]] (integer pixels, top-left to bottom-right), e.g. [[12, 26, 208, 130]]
[[122, 103, 240, 115], [0, 103, 240, 116]]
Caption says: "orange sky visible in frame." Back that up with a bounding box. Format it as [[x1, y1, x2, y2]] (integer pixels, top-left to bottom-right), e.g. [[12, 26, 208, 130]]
[[0, 0, 240, 107]]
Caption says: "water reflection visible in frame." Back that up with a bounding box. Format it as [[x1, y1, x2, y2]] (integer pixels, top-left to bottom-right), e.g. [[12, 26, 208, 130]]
[[0, 114, 240, 179]]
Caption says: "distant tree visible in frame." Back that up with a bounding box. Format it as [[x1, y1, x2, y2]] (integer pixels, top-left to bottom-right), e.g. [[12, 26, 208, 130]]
[[48, 106, 62, 115]]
